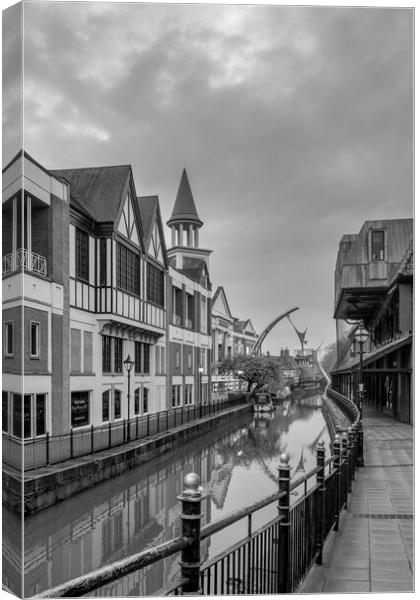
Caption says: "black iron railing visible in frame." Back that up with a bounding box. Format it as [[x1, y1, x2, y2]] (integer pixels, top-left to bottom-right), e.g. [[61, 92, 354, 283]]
[[35, 394, 363, 598], [3, 395, 251, 471]]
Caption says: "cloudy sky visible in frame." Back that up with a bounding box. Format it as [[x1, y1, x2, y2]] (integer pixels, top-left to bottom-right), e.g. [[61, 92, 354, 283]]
[[3, 2, 413, 353]]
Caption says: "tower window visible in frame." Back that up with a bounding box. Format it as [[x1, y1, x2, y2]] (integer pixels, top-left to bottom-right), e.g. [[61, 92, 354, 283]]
[[371, 231, 385, 261]]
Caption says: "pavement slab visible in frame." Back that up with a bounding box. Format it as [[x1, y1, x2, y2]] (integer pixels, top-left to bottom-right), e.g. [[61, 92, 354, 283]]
[[299, 406, 413, 594]]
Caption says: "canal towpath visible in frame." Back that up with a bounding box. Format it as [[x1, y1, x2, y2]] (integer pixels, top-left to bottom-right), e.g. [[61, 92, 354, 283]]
[[301, 405, 413, 593]]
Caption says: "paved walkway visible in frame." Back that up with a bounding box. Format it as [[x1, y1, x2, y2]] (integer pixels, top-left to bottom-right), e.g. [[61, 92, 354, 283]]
[[301, 406, 413, 593]]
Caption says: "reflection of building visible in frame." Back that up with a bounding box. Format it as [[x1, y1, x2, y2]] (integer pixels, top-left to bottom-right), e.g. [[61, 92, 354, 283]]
[[275, 349, 300, 387], [2, 152, 211, 470], [331, 218, 413, 424], [211, 286, 259, 396]]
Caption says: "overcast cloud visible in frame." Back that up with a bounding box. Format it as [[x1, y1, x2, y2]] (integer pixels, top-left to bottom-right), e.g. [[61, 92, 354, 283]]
[[3, 3, 413, 352]]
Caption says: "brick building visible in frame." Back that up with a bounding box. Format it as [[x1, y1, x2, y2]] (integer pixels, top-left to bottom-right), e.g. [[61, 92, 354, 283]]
[[2, 152, 212, 468]]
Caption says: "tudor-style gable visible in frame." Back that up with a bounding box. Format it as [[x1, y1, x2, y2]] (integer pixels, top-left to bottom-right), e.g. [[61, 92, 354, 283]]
[[138, 195, 168, 269], [117, 191, 140, 246]]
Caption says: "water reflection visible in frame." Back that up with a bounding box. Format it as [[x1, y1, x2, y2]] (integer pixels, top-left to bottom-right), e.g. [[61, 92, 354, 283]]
[[3, 390, 332, 597]]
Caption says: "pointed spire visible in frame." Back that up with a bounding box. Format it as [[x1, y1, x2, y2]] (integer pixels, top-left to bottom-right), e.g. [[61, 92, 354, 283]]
[[167, 169, 203, 228]]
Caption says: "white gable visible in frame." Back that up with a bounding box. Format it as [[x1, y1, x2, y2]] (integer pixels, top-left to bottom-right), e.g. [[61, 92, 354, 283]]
[[213, 289, 232, 320], [147, 220, 164, 263], [117, 193, 139, 245], [244, 320, 255, 335]]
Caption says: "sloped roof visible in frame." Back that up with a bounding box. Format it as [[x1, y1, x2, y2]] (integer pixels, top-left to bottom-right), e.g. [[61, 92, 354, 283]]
[[211, 286, 234, 319], [167, 169, 203, 227], [51, 165, 131, 222]]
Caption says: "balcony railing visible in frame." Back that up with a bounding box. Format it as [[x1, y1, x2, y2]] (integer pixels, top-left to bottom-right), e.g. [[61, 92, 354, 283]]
[[2, 248, 47, 277]]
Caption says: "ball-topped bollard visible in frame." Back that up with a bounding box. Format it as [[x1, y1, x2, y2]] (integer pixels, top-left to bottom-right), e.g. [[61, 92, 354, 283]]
[[279, 452, 289, 465], [318, 439, 325, 447], [183, 472, 200, 496]]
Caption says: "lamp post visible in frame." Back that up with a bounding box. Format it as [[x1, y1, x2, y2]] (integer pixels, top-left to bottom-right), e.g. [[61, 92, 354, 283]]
[[353, 322, 369, 419], [123, 354, 135, 442], [198, 367, 204, 405]]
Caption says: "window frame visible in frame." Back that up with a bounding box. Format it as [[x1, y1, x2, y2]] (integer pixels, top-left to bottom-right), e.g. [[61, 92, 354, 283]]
[[75, 227, 89, 282], [146, 262, 165, 308], [71, 390, 90, 429], [4, 321, 14, 356], [371, 230, 386, 262], [102, 390, 110, 422], [114, 389, 122, 420], [30, 321, 40, 359], [116, 241, 140, 296], [143, 388, 149, 414]]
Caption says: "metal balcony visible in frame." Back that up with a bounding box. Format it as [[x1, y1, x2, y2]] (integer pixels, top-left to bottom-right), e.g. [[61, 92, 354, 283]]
[[2, 248, 47, 277]]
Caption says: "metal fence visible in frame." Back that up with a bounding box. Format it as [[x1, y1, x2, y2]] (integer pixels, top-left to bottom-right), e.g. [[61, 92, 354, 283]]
[[35, 400, 363, 598], [3, 395, 250, 471]]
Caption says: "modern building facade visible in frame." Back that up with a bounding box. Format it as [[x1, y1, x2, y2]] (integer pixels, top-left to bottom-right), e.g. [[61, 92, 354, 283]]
[[2, 152, 212, 469], [331, 218, 413, 424]]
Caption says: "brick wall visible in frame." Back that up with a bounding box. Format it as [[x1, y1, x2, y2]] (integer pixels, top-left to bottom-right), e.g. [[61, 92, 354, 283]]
[[2, 306, 49, 375]]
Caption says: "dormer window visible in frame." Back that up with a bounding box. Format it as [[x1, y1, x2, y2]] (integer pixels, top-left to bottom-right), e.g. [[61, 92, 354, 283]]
[[371, 230, 385, 261]]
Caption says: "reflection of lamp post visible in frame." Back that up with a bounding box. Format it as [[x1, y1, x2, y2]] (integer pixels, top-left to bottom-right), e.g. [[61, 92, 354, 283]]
[[123, 354, 135, 442], [237, 370, 244, 392]]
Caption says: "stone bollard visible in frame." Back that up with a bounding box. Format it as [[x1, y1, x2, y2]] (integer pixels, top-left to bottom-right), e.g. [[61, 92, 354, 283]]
[[277, 453, 291, 593], [315, 440, 326, 564], [333, 434, 341, 532], [341, 433, 349, 509], [178, 473, 202, 595]]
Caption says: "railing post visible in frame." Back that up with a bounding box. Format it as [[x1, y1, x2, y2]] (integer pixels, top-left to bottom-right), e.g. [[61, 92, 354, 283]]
[[315, 440, 325, 564], [349, 424, 357, 481], [147, 413, 150, 437], [91, 424, 94, 454], [341, 433, 349, 509], [46, 431, 50, 465], [157, 411, 160, 433], [178, 473, 202, 595], [277, 453, 291, 593], [333, 434, 341, 531], [357, 418, 364, 467], [136, 415, 139, 439], [70, 427, 74, 459], [108, 421, 112, 448]]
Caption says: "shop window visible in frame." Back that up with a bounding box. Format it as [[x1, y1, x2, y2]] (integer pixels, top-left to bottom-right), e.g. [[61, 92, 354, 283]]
[[102, 390, 110, 422], [134, 388, 140, 414], [172, 385, 181, 408], [135, 342, 150, 374], [143, 388, 149, 414], [4, 322, 14, 356], [35, 394, 46, 436], [71, 391, 90, 428], [114, 389, 122, 419], [2, 392, 8, 433], [30, 322, 40, 358]]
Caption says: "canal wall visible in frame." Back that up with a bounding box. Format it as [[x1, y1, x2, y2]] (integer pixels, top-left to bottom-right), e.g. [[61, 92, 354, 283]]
[[3, 404, 253, 515]]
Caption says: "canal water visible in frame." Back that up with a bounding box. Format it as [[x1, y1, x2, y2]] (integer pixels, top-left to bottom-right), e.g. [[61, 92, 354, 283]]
[[3, 388, 332, 597]]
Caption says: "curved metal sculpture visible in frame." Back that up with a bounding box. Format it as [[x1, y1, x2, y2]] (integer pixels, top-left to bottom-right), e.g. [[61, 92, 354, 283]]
[[287, 315, 308, 354], [251, 306, 299, 356]]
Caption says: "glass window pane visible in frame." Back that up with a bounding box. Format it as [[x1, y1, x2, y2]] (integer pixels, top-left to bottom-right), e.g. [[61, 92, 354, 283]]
[[102, 390, 110, 422], [2, 392, 8, 433], [71, 391, 90, 427], [24, 395, 32, 438], [13, 394, 22, 438], [35, 394, 46, 436], [114, 390, 121, 419], [372, 231, 385, 261]]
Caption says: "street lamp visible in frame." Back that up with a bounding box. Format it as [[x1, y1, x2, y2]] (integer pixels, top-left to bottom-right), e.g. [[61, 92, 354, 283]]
[[353, 322, 369, 418], [123, 354, 135, 442]]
